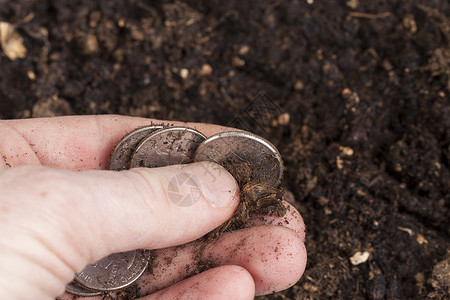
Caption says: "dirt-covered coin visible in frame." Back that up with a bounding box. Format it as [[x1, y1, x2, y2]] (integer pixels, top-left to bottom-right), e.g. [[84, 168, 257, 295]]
[[110, 125, 164, 171], [74, 250, 149, 292], [130, 126, 206, 168], [194, 131, 283, 187], [65, 281, 102, 296]]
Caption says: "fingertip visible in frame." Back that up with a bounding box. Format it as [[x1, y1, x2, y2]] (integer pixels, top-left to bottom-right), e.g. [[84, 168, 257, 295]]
[[226, 265, 256, 299], [205, 226, 307, 296], [251, 227, 307, 295], [218, 265, 255, 300]]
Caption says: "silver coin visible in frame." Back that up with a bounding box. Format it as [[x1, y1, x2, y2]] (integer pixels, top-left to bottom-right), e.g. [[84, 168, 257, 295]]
[[130, 127, 206, 168], [75, 250, 149, 292], [65, 281, 102, 296], [110, 125, 164, 171], [194, 131, 283, 187]]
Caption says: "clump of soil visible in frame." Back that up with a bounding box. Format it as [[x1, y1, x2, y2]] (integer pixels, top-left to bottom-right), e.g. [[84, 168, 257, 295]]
[[207, 180, 286, 239], [116, 284, 140, 300], [207, 159, 287, 238], [430, 255, 450, 297]]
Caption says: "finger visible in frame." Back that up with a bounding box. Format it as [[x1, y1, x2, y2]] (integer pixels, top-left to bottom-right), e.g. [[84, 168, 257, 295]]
[[132, 202, 306, 297], [144, 265, 255, 300], [245, 201, 306, 240], [0, 161, 239, 297], [141, 226, 306, 297], [206, 226, 306, 295], [0, 122, 41, 169], [0, 115, 231, 170], [58, 266, 255, 300]]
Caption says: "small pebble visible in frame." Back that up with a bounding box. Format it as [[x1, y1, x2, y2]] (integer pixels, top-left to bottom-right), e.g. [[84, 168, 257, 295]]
[[294, 80, 304, 90], [27, 70, 36, 80], [180, 68, 189, 79], [0, 22, 27, 60], [416, 234, 428, 245], [340, 146, 354, 156], [199, 64, 212, 76], [346, 0, 359, 9], [278, 113, 290, 126], [83, 32, 99, 55], [336, 156, 344, 169], [238, 45, 250, 55], [232, 56, 245, 67], [402, 14, 417, 34], [318, 196, 329, 205], [350, 251, 370, 265]]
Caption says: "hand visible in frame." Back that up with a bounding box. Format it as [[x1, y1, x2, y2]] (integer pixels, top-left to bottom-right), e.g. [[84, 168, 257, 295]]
[[0, 115, 306, 300]]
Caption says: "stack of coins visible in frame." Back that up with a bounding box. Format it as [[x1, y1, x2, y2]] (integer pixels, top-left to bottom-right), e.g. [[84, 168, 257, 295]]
[[66, 250, 150, 296], [66, 125, 283, 296]]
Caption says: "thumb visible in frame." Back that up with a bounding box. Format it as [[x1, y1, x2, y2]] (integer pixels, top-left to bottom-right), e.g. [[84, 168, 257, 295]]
[[0, 161, 239, 272]]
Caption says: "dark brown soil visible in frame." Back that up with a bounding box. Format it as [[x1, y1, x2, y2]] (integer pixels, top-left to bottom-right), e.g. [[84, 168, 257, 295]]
[[1, 0, 449, 299]]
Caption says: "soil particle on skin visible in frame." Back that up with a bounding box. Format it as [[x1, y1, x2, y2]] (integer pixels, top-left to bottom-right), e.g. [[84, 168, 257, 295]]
[[195, 260, 220, 275], [2, 0, 450, 299]]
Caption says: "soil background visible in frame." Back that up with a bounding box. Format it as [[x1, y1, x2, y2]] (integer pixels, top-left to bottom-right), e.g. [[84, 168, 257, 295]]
[[1, 0, 449, 299]]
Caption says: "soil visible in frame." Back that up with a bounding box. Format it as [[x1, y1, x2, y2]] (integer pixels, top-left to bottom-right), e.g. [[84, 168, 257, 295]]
[[1, 0, 449, 299]]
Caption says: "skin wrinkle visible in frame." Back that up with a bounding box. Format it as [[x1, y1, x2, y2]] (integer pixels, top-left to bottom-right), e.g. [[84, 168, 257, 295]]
[[33, 169, 98, 267], [0, 236, 69, 294], [68, 172, 113, 259], [70, 170, 138, 261], [1, 166, 99, 272], [88, 115, 111, 169], [82, 117, 136, 170], [0, 246, 57, 299], [123, 169, 169, 247], [1, 199, 85, 278], [25, 227, 79, 278], [3, 119, 89, 170], [0, 122, 41, 168]]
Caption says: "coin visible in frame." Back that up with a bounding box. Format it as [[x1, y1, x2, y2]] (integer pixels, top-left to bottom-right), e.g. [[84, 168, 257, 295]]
[[110, 125, 164, 171], [130, 127, 206, 168], [65, 281, 102, 296], [194, 131, 283, 187], [74, 250, 149, 292]]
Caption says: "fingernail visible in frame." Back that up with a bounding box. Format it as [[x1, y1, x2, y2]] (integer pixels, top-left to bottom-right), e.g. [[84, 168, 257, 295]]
[[186, 161, 239, 208]]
